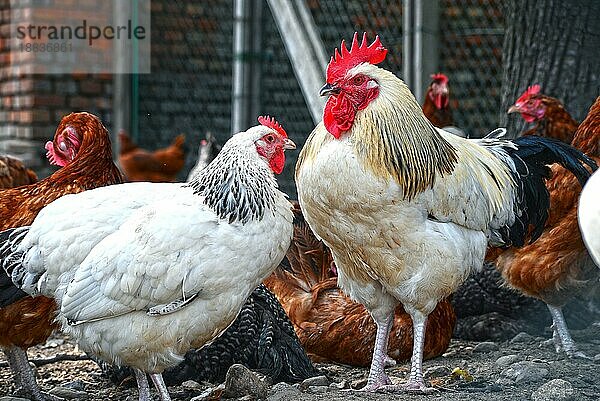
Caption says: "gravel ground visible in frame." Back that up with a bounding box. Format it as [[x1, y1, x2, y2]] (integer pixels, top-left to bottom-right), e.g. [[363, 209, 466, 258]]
[[1, 324, 599, 401]]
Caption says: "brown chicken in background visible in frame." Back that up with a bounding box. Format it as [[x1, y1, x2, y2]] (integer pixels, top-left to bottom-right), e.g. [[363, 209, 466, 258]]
[[264, 202, 456, 367], [508, 84, 579, 144], [492, 96, 600, 358], [422, 73, 454, 128], [118, 130, 186, 182], [0, 112, 123, 401], [0, 155, 38, 189]]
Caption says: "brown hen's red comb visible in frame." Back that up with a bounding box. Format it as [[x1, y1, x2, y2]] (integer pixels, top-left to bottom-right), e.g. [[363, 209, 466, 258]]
[[326, 32, 388, 82], [431, 73, 448, 84], [258, 115, 287, 138], [516, 84, 541, 103]]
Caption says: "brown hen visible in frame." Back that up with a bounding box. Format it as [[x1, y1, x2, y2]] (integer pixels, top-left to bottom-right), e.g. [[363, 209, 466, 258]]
[[508, 85, 579, 144], [493, 96, 600, 358], [118, 130, 185, 182], [0, 112, 123, 401], [422, 73, 454, 128], [0, 155, 37, 189], [264, 202, 456, 367]]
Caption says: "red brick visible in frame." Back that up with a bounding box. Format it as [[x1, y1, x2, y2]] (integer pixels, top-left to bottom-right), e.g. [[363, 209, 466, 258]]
[[79, 80, 102, 95], [33, 94, 65, 107]]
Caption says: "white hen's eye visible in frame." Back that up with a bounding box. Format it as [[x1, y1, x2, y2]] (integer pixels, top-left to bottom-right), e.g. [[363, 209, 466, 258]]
[[352, 75, 366, 86], [266, 135, 275, 143]]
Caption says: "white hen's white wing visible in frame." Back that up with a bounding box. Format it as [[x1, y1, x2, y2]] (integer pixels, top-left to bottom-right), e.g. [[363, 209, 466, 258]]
[[579, 169, 600, 267], [18, 182, 186, 295], [60, 196, 223, 324]]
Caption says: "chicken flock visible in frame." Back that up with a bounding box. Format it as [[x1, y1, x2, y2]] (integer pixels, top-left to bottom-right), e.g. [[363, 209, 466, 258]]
[[0, 32, 599, 400]]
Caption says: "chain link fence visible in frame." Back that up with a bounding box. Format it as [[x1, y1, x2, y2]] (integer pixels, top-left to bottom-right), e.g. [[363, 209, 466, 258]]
[[135, 0, 504, 193], [439, 0, 504, 137]]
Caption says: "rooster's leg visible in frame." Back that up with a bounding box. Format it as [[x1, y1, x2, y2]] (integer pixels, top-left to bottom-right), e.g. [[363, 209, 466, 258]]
[[134, 369, 152, 401], [400, 310, 434, 392], [547, 304, 591, 359], [150, 373, 172, 401], [4, 345, 62, 401], [361, 312, 394, 391]]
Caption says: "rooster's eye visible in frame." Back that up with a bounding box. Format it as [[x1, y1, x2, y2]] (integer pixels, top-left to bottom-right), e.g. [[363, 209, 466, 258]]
[[352, 76, 366, 86], [59, 142, 68, 151]]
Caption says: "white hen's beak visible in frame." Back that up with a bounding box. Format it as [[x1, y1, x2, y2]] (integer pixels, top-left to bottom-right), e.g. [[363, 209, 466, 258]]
[[283, 138, 296, 150]]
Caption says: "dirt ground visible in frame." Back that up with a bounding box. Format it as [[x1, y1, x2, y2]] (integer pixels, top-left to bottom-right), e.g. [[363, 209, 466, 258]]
[[1, 324, 599, 401]]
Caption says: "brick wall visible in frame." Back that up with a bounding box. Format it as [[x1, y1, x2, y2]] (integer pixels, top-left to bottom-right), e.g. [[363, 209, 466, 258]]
[[0, 1, 113, 177]]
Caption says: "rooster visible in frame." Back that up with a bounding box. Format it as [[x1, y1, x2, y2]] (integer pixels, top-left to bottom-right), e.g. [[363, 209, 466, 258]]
[[0, 116, 295, 401], [0, 113, 123, 401], [264, 202, 455, 367], [508, 85, 578, 144], [295, 33, 596, 392], [118, 131, 186, 182], [493, 96, 600, 358], [0, 155, 38, 189]]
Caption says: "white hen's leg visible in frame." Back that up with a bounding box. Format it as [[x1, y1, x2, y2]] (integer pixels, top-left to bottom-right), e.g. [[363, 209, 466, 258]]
[[134, 369, 152, 401], [362, 312, 394, 391], [150, 373, 172, 401], [547, 305, 591, 359]]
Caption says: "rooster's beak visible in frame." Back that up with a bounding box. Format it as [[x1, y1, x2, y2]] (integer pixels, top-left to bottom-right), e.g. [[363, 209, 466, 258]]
[[320, 83, 339, 97], [283, 138, 296, 150], [507, 105, 520, 114]]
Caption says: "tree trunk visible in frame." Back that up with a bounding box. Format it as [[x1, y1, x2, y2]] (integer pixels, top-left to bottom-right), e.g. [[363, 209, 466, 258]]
[[500, 0, 600, 137]]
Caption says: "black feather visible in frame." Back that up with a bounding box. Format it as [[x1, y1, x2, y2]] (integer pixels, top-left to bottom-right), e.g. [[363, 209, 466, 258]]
[[0, 227, 31, 307], [93, 284, 318, 385], [502, 136, 598, 246]]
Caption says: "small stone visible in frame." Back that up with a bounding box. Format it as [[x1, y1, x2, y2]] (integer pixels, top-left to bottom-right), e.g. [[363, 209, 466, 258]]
[[351, 378, 368, 389], [496, 354, 520, 367], [531, 379, 574, 401], [300, 375, 330, 387], [182, 380, 203, 390], [267, 382, 301, 401], [222, 364, 268, 399], [63, 380, 87, 391], [473, 342, 500, 353], [45, 339, 65, 348], [0, 397, 31, 401], [308, 386, 327, 394], [510, 332, 534, 343], [424, 365, 451, 378], [329, 380, 347, 390], [594, 354, 600, 362], [501, 361, 548, 383], [48, 386, 88, 399], [442, 350, 457, 358]]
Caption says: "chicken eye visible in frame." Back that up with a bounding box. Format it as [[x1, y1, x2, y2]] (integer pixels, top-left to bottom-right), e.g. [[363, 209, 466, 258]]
[[59, 141, 68, 151], [352, 76, 366, 86], [266, 135, 275, 143]]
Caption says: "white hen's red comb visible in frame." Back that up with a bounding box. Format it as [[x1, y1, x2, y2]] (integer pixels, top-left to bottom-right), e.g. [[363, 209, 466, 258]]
[[258, 115, 287, 138]]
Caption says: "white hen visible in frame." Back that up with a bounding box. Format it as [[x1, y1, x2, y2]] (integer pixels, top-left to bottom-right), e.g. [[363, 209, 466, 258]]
[[0, 116, 295, 401], [579, 169, 600, 268]]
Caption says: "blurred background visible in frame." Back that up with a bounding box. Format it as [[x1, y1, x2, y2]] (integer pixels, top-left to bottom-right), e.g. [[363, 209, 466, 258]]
[[0, 0, 598, 197]]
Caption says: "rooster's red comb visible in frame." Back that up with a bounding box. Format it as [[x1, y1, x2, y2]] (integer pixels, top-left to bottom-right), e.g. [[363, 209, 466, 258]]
[[431, 73, 448, 84], [516, 84, 541, 103], [326, 32, 388, 82], [258, 115, 287, 138]]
